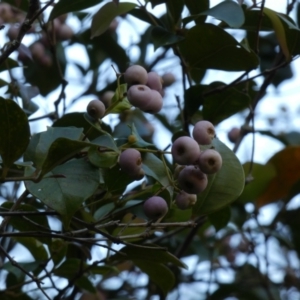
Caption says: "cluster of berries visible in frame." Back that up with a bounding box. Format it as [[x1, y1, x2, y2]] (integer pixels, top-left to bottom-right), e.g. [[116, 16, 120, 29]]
[[86, 66, 222, 220]]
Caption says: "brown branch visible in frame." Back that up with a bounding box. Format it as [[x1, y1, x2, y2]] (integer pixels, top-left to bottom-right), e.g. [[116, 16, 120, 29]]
[[0, 0, 55, 66]]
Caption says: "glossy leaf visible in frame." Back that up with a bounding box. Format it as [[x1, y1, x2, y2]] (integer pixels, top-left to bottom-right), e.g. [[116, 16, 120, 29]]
[[135, 260, 175, 295], [0, 98, 30, 174], [24, 127, 83, 169], [91, 2, 136, 38], [179, 24, 259, 71], [202, 82, 251, 124], [193, 138, 245, 215], [49, 0, 103, 20], [201, 0, 245, 28], [257, 146, 300, 207], [25, 158, 99, 225]]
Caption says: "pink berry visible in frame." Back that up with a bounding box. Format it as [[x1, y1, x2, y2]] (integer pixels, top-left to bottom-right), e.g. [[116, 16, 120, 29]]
[[124, 65, 148, 85], [171, 136, 201, 165], [192, 120, 215, 145], [198, 149, 222, 174], [175, 191, 197, 210], [87, 100, 106, 119], [119, 148, 144, 180], [178, 166, 208, 194], [143, 196, 168, 219], [228, 127, 240, 143], [146, 72, 163, 92]]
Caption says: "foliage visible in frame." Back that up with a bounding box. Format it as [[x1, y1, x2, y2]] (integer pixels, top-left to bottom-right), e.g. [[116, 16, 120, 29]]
[[0, 0, 300, 299]]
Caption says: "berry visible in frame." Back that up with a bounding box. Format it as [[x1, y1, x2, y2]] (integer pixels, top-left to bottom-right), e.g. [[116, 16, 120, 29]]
[[175, 191, 197, 210], [30, 42, 45, 60], [228, 127, 240, 143], [124, 65, 148, 85], [178, 166, 208, 194], [143, 196, 168, 219], [57, 23, 74, 40], [162, 72, 175, 87], [119, 148, 144, 180], [171, 136, 201, 165], [192, 120, 215, 145], [198, 149, 222, 174], [127, 85, 163, 114], [87, 100, 106, 119], [146, 72, 163, 92]]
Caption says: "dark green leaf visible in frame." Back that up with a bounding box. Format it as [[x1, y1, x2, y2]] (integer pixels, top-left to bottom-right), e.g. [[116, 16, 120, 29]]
[[142, 152, 173, 200], [0, 58, 19, 73], [91, 2, 137, 38], [88, 146, 119, 168], [75, 276, 96, 294], [179, 24, 259, 71], [49, 0, 103, 21], [167, 0, 184, 25], [135, 260, 175, 295], [25, 158, 99, 225], [24, 127, 83, 169], [110, 245, 187, 269], [91, 133, 119, 152], [202, 81, 251, 124], [201, 0, 245, 28], [193, 138, 245, 215], [151, 26, 184, 50], [0, 98, 30, 174], [128, 8, 163, 26], [209, 206, 231, 231], [184, 85, 207, 116], [184, 0, 209, 24]]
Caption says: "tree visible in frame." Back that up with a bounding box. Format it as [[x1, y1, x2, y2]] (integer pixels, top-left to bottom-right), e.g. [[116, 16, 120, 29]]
[[0, 0, 300, 299]]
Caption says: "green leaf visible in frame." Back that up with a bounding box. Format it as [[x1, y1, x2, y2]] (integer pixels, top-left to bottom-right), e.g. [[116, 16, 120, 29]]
[[50, 239, 68, 266], [75, 276, 96, 294], [53, 258, 81, 278], [91, 134, 119, 152], [38, 138, 91, 179], [193, 138, 245, 215], [106, 84, 131, 114], [88, 146, 119, 168], [0, 202, 51, 245], [24, 127, 83, 169], [184, 0, 209, 24], [142, 152, 173, 200], [151, 26, 184, 50], [110, 245, 187, 269], [166, 0, 184, 25], [208, 206, 231, 231], [49, 0, 103, 21], [0, 98, 30, 174], [202, 82, 251, 124], [237, 163, 276, 204], [91, 2, 137, 38], [135, 260, 175, 295], [179, 24, 259, 71], [13, 237, 48, 261], [200, 0, 245, 28], [128, 8, 163, 26], [263, 7, 290, 60], [25, 158, 99, 225], [0, 58, 19, 73], [128, 123, 155, 148], [184, 84, 207, 116]]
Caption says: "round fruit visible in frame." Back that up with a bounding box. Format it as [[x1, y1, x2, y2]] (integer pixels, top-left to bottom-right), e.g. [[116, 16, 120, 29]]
[[198, 149, 222, 174], [171, 136, 201, 165], [146, 72, 163, 92], [57, 23, 74, 40], [228, 127, 240, 143], [192, 120, 215, 145], [124, 65, 148, 85], [87, 100, 106, 119], [175, 191, 197, 210], [178, 166, 208, 194], [127, 85, 163, 114], [30, 42, 45, 60], [119, 148, 144, 179], [143, 196, 168, 219], [162, 72, 176, 87]]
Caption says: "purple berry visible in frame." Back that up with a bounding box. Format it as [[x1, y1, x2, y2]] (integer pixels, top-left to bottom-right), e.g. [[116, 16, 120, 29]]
[[192, 120, 215, 145], [143, 196, 168, 219]]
